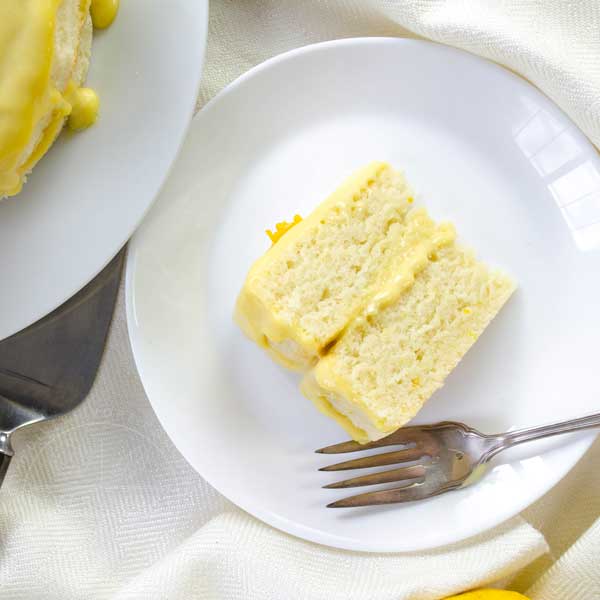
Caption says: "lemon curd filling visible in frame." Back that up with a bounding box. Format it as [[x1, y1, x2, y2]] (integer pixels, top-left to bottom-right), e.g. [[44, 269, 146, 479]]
[[266, 215, 303, 244], [67, 86, 99, 130], [91, 0, 119, 29]]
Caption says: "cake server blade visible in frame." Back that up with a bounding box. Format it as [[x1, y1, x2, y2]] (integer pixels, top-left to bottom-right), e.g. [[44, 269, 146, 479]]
[[0, 248, 125, 487]]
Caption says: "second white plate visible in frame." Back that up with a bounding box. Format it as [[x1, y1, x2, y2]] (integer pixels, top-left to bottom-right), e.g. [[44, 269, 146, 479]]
[[127, 38, 600, 552], [0, 0, 207, 340]]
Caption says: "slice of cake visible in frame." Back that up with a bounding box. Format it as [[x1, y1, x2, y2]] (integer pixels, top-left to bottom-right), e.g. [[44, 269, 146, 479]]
[[235, 162, 454, 371], [301, 243, 515, 442], [235, 161, 515, 442]]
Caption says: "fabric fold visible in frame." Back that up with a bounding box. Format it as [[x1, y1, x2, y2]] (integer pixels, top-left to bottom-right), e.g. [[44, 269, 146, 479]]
[[113, 511, 546, 600]]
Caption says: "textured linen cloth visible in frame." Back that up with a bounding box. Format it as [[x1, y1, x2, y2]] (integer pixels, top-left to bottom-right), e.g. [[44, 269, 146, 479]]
[[1, 1, 600, 598]]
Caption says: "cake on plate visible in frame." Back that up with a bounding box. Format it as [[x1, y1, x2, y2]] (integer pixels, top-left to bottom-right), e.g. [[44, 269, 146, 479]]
[[235, 162, 515, 442]]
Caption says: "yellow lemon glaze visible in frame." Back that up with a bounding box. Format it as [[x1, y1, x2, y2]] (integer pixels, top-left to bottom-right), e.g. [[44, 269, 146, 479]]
[[67, 87, 99, 130], [0, 0, 62, 196], [267, 215, 303, 244], [91, 0, 119, 29], [445, 591, 530, 600], [18, 90, 72, 178], [302, 378, 375, 443]]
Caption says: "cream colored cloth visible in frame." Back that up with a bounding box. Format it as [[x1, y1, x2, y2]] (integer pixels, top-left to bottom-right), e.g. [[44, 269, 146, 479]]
[[1, 1, 600, 598]]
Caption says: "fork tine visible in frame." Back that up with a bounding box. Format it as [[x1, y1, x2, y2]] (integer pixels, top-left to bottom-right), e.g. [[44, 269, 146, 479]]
[[319, 447, 426, 471], [316, 427, 425, 454], [323, 464, 426, 489], [316, 439, 381, 454], [327, 481, 433, 507]]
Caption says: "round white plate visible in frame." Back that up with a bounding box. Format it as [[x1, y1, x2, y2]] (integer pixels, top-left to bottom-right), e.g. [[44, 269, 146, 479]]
[[126, 38, 600, 552], [0, 0, 208, 341]]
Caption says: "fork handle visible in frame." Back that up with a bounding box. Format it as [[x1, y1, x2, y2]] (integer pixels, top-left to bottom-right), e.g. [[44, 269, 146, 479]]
[[487, 412, 600, 459]]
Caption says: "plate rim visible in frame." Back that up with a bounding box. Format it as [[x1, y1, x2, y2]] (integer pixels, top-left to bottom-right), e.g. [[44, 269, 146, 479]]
[[126, 36, 598, 552], [0, 0, 209, 342]]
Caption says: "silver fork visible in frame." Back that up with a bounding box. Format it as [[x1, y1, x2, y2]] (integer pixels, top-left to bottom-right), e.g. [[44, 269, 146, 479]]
[[317, 414, 600, 508]]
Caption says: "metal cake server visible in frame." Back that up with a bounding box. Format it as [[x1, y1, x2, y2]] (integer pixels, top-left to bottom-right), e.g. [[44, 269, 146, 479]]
[[0, 248, 125, 487]]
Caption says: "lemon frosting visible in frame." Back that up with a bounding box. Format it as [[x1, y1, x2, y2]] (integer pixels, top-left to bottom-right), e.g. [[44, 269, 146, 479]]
[[91, 0, 119, 29], [0, 0, 62, 196]]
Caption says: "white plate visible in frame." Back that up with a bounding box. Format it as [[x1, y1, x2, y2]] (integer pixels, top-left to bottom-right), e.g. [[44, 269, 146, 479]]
[[126, 38, 600, 552], [0, 0, 208, 341]]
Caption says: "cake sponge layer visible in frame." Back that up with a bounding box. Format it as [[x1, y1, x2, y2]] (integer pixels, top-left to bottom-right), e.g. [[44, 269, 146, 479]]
[[301, 243, 515, 442]]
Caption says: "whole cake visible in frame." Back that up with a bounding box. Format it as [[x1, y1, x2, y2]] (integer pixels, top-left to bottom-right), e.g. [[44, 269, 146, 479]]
[[0, 0, 118, 198], [235, 162, 515, 442]]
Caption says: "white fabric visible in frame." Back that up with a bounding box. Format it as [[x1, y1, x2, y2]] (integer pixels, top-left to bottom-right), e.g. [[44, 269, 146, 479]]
[[2, 1, 600, 598]]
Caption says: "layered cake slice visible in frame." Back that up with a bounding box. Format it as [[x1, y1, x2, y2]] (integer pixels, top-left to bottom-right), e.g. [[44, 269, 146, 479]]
[[235, 162, 515, 442]]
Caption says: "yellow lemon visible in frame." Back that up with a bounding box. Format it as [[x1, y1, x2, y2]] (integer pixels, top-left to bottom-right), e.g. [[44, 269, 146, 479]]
[[446, 591, 530, 600]]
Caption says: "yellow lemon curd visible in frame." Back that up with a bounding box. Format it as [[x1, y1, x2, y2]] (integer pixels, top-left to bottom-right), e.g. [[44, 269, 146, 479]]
[[91, 0, 119, 29], [267, 215, 303, 244]]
